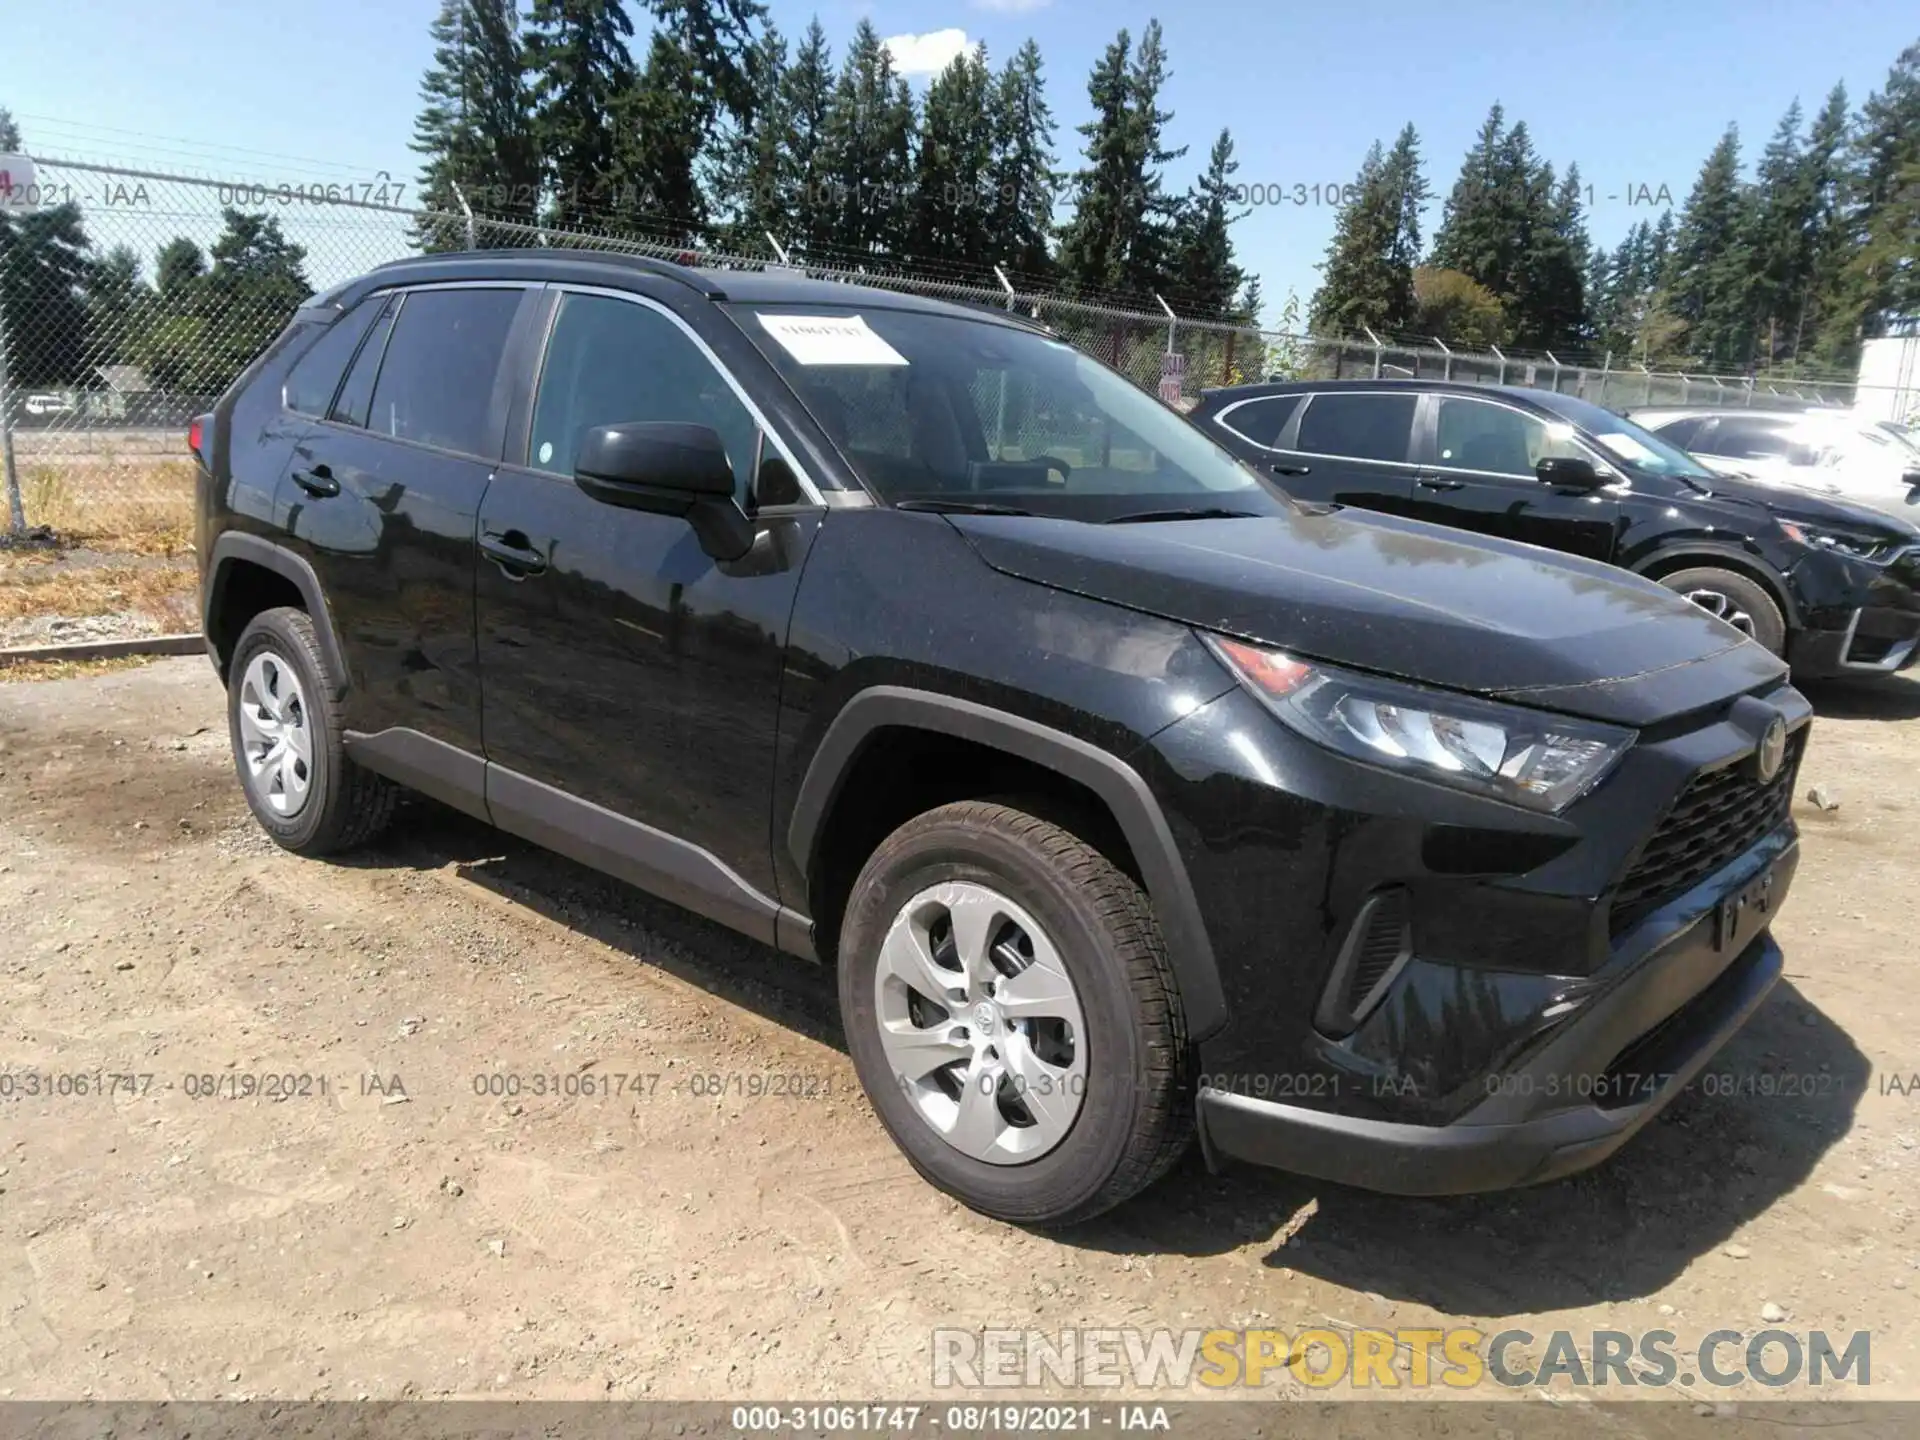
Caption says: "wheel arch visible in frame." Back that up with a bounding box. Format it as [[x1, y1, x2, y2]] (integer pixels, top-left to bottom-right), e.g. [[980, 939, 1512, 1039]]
[[788, 687, 1227, 1042], [204, 533, 350, 696], [1629, 543, 1801, 630]]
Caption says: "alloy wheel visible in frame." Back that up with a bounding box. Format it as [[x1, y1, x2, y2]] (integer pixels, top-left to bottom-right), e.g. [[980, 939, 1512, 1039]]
[[236, 650, 313, 816], [1682, 587, 1757, 638], [871, 880, 1088, 1164]]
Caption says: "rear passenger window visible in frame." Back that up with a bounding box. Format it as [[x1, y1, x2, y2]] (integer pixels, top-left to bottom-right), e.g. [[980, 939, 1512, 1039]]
[[1294, 393, 1416, 463], [330, 297, 398, 430], [1647, 415, 1705, 450], [1217, 394, 1302, 448], [364, 288, 523, 456], [1702, 417, 1797, 460], [283, 300, 378, 417]]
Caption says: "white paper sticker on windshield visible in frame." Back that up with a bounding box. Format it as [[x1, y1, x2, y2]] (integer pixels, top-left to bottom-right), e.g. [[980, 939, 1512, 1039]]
[[1598, 431, 1660, 465], [758, 313, 908, 367]]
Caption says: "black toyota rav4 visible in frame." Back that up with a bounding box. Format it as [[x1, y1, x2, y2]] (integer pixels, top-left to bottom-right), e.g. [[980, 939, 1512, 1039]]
[[195, 252, 1810, 1224]]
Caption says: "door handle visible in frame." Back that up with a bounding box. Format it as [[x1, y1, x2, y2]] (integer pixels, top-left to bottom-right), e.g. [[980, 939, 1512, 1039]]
[[481, 530, 548, 579], [1417, 477, 1465, 492], [290, 463, 338, 497], [1269, 462, 1312, 477]]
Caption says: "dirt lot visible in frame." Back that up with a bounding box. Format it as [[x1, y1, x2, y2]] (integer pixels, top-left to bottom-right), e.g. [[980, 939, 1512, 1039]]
[[1, 657, 1917, 1409]]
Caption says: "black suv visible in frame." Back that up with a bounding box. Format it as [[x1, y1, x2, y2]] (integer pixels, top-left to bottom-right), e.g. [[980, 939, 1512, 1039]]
[[1193, 380, 1920, 678], [196, 253, 1810, 1224]]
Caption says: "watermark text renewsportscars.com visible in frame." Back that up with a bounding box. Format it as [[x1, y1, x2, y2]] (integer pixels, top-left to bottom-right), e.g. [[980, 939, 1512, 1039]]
[[933, 1326, 1871, 1391]]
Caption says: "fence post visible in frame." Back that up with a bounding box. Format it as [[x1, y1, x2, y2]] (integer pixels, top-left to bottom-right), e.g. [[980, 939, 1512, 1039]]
[[1637, 363, 1653, 407], [766, 232, 795, 267], [450, 179, 477, 251], [1154, 293, 1177, 357], [1490, 343, 1506, 385], [993, 264, 1016, 312], [1543, 350, 1563, 393], [0, 288, 22, 535], [1362, 326, 1384, 379], [1434, 337, 1452, 381]]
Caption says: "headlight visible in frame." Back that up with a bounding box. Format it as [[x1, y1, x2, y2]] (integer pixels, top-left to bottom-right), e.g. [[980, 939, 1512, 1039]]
[[1203, 636, 1633, 813], [1778, 521, 1894, 561]]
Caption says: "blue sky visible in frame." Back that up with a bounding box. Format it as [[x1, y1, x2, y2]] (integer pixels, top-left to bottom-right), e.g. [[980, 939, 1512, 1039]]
[[7, 0, 1916, 318]]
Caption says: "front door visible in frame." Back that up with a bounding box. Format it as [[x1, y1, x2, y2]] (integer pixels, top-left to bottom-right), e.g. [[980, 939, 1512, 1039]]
[[474, 287, 823, 940], [1407, 393, 1622, 563]]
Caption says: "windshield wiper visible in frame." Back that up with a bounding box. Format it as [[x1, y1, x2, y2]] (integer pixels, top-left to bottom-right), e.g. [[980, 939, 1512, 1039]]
[[894, 499, 1034, 517], [1101, 507, 1265, 524]]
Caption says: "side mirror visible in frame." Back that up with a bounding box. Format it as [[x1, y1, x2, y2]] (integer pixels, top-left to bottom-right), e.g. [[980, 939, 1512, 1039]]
[[1535, 455, 1605, 489], [574, 421, 753, 561]]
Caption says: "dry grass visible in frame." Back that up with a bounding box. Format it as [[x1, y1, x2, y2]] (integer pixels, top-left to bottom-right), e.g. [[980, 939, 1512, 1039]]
[[19, 459, 196, 556], [0, 558, 198, 629], [0, 655, 162, 684]]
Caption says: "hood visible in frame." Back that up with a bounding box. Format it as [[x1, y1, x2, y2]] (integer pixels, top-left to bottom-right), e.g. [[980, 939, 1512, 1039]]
[[952, 508, 1788, 727], [1681, 469, 1920, 538]]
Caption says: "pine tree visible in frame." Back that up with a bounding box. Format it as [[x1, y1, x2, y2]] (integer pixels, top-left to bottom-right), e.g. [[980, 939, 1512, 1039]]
[[1665, 125, 1755, 364], [1167, 130, 1246, 316], [1798, 84, 1853, 360], [821, 19, 916, 260], [1116, 21, 1186, 297], [411, 0, 540, 248], [711, 25, 789, 251], [782, 20, 836, 258], [0, 107, 20, 151], [1055, 30, 1134, 295], [910, 46, 995, 271], [526, 0, 637, 228], [1823, 41, 1920, 359], [1430, 105, 1510, 285], [1530, 164, 1591, 347], [1308, 130, 1425, 337], [620, 32, 709, 243], [643, 0, 765, 123], [1745, 100, 1813, 363], [987, 40, 1057, 285]]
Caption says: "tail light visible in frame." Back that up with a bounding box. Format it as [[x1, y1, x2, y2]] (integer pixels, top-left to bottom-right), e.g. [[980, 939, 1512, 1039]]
[[187, 415, 206, 463]]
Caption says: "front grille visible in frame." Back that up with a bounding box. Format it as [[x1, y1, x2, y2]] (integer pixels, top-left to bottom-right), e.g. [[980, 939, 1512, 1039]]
[[1608, 733, 1804, 939]]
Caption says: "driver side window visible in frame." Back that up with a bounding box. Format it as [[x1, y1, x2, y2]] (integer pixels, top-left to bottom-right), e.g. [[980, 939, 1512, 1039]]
[[1434, 398, 1584, 478], [528, 292, 760, 504]]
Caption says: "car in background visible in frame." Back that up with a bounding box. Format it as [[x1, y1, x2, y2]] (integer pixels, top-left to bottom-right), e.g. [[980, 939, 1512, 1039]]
[[1628, 405, 1920, 520], [1191, 380, 1920, 679]]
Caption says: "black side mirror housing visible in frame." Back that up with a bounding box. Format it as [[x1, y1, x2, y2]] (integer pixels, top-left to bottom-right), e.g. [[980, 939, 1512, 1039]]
[[1535, 455, 1605, 489], [574, 421, 753, 561]]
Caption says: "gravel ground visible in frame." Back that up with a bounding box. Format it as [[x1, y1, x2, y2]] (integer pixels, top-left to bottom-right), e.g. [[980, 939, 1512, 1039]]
[[1, 658, 1918, 1411]]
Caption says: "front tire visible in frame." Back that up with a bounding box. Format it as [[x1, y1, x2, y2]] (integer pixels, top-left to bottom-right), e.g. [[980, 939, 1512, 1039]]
[[838, 800, 1193, 1225], [227, 607, 396, 855], [1658, 567, 1788, 655]]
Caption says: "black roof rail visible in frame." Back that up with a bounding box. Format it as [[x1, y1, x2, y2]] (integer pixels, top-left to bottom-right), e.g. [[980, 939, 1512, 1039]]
[[363, 247, 726, 298]]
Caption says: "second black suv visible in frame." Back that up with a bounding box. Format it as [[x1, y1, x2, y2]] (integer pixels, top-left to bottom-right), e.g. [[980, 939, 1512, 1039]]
[[1194, 380, 1920, 678], [197, 255, 1809, 1223]]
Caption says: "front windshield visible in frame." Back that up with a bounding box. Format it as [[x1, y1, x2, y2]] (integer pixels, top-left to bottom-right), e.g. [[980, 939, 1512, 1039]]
[[1534, 393, 1718, 481], [731, 303, 1288, 520], [1874, 420, 1920, 460]]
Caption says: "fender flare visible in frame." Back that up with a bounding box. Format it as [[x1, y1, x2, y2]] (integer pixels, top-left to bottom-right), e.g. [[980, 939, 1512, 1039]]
[[1628, 542, 1801, 629], [788, 686, 1227, 1042], [203, 533, 350, 697]]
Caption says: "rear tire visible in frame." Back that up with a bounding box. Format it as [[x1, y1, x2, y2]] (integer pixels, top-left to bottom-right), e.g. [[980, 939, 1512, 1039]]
[[838, 800, 1193, 1226], [1657, 567, 1787, 655], [227, 607, 396, 855]]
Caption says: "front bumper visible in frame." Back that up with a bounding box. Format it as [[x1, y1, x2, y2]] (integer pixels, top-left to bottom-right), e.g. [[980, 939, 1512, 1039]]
[[1788, 605, 1920, 676], [1196, 841, 1795, 1194]]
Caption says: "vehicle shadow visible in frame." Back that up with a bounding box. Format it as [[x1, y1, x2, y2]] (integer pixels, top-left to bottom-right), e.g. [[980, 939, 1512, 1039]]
[[349, 799, 1865, 1317], [344, 795, 845, 1048], [1800, 671, 1920, 721], [1070, 979, 1867, 1315]]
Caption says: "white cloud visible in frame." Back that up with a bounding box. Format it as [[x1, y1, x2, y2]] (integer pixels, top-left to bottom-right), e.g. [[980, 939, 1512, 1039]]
[[883, 28, 973, 77], [973, 0, 1052, 11]]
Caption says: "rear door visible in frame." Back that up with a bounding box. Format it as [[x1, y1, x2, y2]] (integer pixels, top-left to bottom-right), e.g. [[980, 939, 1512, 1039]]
[[1260, 389, 1419, 510], [282, 282, 530, 765], [1408, 393, 1621, 562]]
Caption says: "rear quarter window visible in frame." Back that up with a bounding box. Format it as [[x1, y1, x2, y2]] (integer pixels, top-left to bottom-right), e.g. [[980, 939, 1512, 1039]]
[[282, 299, 380, 417]]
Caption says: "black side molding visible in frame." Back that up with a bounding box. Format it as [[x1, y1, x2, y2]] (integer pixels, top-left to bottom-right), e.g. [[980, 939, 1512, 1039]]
[[787, 686, 1227, 1041], [204, 532, 352, 697], [490, 764, 816, 960], [343, 727, 490, 823]]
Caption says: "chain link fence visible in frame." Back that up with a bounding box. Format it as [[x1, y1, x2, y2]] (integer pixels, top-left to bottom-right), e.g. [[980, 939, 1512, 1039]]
[[1, 155, 1907, 547]]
